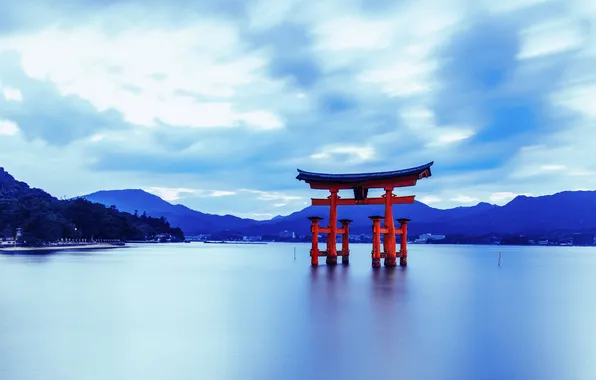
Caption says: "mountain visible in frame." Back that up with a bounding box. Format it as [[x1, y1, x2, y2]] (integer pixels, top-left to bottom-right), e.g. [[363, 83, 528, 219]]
[[243, 200, 443, 236], [450, 191, 596, 234], [0, 168, 183, 244], [80, 189, 176, 214], [80, 188, 596, 238], [82, 189, 444, 236], [243, 191, 596, 237], [82, 189, 258, 236], [10, 164, 595, 242]]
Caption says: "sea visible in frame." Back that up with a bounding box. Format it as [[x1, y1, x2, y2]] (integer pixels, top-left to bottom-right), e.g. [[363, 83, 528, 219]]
[[1, 243, 595, 380]]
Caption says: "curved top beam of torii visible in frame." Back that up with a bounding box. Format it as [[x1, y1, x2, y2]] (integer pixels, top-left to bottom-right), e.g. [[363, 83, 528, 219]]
[[296, 161, 433, 190]]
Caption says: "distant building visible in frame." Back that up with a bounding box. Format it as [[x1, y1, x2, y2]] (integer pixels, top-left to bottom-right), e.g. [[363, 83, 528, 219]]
[[415, 233, 446, 243], [15, 227, 24, 244], [279, 230, 294, 239], [349, 234, 372, 243], [242, 236, 262, 242], [154, 233, 178, 242]]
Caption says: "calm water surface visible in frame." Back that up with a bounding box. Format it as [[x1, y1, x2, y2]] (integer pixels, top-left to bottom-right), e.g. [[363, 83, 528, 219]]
[[1, 243, 596, 380]]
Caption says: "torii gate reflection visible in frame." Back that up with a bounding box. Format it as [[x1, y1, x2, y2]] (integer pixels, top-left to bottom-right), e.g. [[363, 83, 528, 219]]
[[296, 162, 433, 268]]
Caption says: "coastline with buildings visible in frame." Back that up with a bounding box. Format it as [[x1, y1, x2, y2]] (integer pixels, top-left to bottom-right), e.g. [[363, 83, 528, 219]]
[[0, 243, 126, 253], [0, 227, 127, 252], [185, 230, 596, 247], [4, 224, 595, 251]]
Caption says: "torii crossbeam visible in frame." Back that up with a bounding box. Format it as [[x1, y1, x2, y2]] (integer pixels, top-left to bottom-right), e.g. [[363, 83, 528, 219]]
[[296, 162, 433, 268]]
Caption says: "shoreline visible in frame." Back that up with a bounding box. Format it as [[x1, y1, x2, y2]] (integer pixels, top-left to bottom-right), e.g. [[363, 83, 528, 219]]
[[203, 241, 267, 245], [0, 244, 126, 253]]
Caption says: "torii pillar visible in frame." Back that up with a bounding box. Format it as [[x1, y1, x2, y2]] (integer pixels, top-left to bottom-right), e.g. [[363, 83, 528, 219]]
[[339, 219, 352, 264], [370, 216, 383, 268], [398, 218, 410, 267], [383, 187, 398, 267], [308, 216, 323, 266], [326, 189, 339, 266]]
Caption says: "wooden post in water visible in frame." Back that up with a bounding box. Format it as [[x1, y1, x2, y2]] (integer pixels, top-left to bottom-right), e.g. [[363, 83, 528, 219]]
[[326, 189, 339, 266], [370, 216, 383, 268], [339, 219, 352, 265], [383, 187, 397, 267], [308, 217, 323, 266], [397, 218, 410, 267]]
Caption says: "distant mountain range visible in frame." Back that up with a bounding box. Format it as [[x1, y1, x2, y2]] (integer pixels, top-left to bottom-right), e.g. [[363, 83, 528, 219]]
[[82, 189, 596, 238], [81, 190, 257, 235]]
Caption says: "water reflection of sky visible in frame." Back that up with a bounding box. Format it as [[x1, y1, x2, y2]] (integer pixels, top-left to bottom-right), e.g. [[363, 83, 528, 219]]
[[1, 243, 595, 380]]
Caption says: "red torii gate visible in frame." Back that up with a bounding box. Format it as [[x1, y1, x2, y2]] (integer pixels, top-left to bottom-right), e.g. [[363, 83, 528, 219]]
[[296, 162, 433, 268]]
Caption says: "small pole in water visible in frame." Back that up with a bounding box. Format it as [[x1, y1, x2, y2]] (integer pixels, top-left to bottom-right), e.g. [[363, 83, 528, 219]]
[[498, 251, 501, 267], [294, 247, 296, 260]]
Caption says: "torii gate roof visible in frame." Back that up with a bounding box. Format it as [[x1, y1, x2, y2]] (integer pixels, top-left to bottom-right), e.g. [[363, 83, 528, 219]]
[[296, 162, 433, 189]]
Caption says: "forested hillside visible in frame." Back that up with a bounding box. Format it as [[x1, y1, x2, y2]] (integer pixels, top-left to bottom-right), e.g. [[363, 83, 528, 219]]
[[0, 168, 184, 245]]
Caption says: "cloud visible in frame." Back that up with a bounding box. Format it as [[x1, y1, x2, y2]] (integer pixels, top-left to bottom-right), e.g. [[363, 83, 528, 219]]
[[210, 191, 237, 197], [450, 195, 480, 204], [310, 145, 375, 163], [313, 16, 394, 51], [144, 187, 237, 202], [89, 134, 106, 143], [1, 86, 23, 101], [418, 196, 442, 204], [540, 164, 567, 172], [0, 0, 595, 218], [552, 83, 596, 118], [517, 18, 586, 60], [235, 213, 275, 220], [0, 52, 131, 145], [252, 23, 322, 89], [239, 189, 303, 203], [489, 192, 517, 202], [429, 128, 475, 146], [489, 192, 534, 203], [1, 23, 283, 131], [237, 111, 284, 130], [146, 187, 197, 202], [358, 59, 439, 98], [0, 120, 19, 136]]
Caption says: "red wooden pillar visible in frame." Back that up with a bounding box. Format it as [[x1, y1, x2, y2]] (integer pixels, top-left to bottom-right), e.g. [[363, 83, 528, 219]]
[[339, 219, 352, 264], [384, 187, 397, 267], [397, 218, 410, 267], [369, 216, 383, 268], [308, 217, 323, 266], [326, 189, 339, 266]]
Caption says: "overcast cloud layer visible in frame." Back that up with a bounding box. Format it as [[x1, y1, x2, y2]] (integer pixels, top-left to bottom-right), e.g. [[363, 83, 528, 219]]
[[1, 0, 595, 219]]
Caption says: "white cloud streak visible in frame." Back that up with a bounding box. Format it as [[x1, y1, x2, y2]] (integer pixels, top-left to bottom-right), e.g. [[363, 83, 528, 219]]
[[1, 86, 23, 101], [0, 120, 19, 136], [1, 25, 283, 131]]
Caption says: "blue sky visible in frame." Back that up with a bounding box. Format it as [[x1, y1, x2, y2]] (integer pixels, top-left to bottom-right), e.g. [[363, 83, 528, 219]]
[[0, 0, 594, 219]]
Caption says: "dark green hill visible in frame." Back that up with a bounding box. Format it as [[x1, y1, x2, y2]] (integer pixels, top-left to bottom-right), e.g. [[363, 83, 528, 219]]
[[0, 167, 183, 245]]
